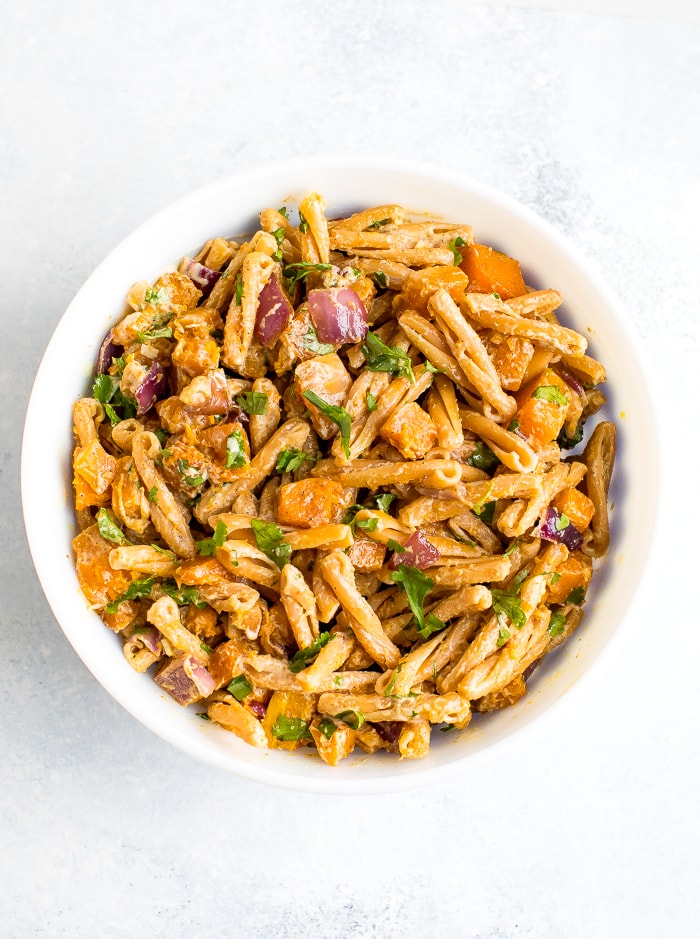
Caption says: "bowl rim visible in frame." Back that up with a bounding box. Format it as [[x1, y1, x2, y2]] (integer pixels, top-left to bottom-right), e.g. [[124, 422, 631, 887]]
[[21, 155, 660, 793]]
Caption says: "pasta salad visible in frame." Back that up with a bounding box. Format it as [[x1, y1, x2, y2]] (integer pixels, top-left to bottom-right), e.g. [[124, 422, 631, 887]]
[[71, 192, 615, 764]]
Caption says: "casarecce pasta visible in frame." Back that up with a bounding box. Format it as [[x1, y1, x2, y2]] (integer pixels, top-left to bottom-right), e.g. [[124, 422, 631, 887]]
[[71, 193, 616, 765]]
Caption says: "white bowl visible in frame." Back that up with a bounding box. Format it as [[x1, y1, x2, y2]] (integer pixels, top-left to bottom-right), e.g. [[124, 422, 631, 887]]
[[21, 158, 658, 793]]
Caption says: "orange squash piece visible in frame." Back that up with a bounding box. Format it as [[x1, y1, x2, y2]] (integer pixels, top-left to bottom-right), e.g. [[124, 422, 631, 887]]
[[277, 477, 353, 528], [380, 401, 438, 460], [262, 691, 315, 750], [459, 243, 527, 300], [514, 368, 570, 449], [551, 487, 595, 533], [547, 554, 592, 606]]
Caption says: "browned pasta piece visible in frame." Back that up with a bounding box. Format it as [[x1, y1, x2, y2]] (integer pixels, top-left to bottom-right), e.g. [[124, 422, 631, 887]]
[[248, 377, 281, 454], [280, 563, 319, 648], [108, 545, 178, 577], [217, 540, 280, 590], [132, 432, 196, 558], [461, 292, 587, 357], [123, 635, 161, 673], [320, 550, 400, 670], [398, 720, 431, 759], [147, 596, 209, 663], [505, 290, 562, 318], [296, 632, 353, 693], [427, 374, 464, 450], [299, 191, 330, 264], [582, 421, 616, 557], [223, 251, 275, 374], [460, 408, 538, 473], [313, 457, 462, 490], [428, 556, 511, 587], [317, 691, 470, 725]]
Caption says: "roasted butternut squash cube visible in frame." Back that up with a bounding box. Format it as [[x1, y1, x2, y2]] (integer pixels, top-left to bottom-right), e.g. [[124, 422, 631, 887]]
[[310, 719, 356, 766], [73, 439, 116, 496], [547, 553, 592, 606], [380, 402, 438, 460], [262, 691, 316, 750], [551, 486, 595, 533], [72, 524, 136, 630], [346, 537, 386, 572], [394, 266, 470, 315], [514, 368, 570, 449], [276, 478, 354, 528], [459, 243, 526, 300], [488, 334, 535, 392]]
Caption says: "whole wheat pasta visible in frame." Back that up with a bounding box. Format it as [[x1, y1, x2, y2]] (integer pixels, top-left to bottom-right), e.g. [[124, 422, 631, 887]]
[[71, 191, 615, 765]]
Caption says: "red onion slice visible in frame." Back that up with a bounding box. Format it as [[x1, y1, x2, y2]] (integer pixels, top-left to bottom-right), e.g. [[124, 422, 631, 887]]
[[133, 360, 168, 415], [186, 657, 216, 697], [537, 506, 583, 551], [371, 721, 403, 744], [248, 700, 267, 720], [181, 257, 221, 298], [255, 275, 293, 347], [388, 531, 441, 570], [561, 370, 584, 396], [137, 626, 162, 655], [96, 329, 123, 375], [308, 288, 368, 344]]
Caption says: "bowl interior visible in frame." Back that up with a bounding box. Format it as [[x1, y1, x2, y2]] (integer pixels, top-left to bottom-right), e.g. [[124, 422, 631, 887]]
[[21, 159, 658, 792]]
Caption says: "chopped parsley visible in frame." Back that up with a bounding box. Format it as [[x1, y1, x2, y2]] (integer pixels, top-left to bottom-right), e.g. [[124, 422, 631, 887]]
[[390, 563, 446, 639], [566, 586, 586, 606], [532, 385, 568, 407], [283, 261, 332, 291], [507, 419, 520, 433], [162, 580, 207, 609], [557, 422, 585, 450], [96, 508, 128, 545], [271, 227, 285, 245], [387, 538, 406, 553], [144, 286, 169, 306], [467, 441, 500, 472], [225, 429, 248, 469], [548, 612, 566, 637], [271, 715, 312, 741], [105, 576, 154, 615], [277, 206, 289, 219], [148, 486, 159, 504], [473, 500, 496, 525], [288, 632, 332, 673], [371, 492, 396, 513], [250, 518, 291, 569], [227, 674, 252, 701], [298, 212, 309, 234], [236, 391, 269, 415], [195, 520, 227, 557], [356, 516, 378, 533], [491, 569, 528, 632], [154, 428, 169, 447], [448, 236, 466, 265], [333, 710, 365, 731], [368, 217, 391, 230], [301, 390, 352, 458], [234, 275, 243, 306], [150, 544, 175, 559], [555, 512, 571, 531], [91, 372, 136, 426], [424, 360, 443, 374], [362, 332, 414, 382], [366, 390, 378, 412], [136, 325, 173, 343], [497, 627, 511, 648], [373, 271, 388, 289], [177, 458, 206, 488], [275, 447, 313, 473], [504, 539, 521, 557], [318, 717, 338, 740], [302, 323, 335, 356]]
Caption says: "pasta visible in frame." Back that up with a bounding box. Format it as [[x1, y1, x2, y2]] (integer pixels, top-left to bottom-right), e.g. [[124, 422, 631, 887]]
[[70, 193, 616, 765]]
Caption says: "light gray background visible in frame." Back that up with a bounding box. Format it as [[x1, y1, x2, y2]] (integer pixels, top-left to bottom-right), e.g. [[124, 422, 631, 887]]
[[2, 2, 698, 937]]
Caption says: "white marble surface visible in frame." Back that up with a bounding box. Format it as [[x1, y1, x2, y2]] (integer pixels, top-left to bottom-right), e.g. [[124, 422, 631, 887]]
[[2, 2, 699, 937]]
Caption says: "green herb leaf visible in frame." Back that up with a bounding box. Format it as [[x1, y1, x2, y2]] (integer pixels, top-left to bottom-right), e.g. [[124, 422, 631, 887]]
[[440, 724, 455, 733], [507, 418, 520, 433], [250, 518, 291, 569], [417, 612, 448, 641], [550, 572, 562, 584], [144, 286, 169, 306], [225, 429, 248, 469], [275, 447, 312, 473], [491, 588, 527, 631], [278, 206, 289, 219], [161, 580, 207, 609], [271, 227, 286, 245], [387, 538, 406, 553], [366, 390, 378, 412], [96, 508, 128, 545], [473, 500, 496, 524], [318, 717, 337, 740], [137, 325, 173, 343], [372, 492, 396, 513], [302, 323, 335, 356], [150, 544, 175, 559], [298, 212, 309, 234], [467, 441, 500, 472], [497, 626, 511, 648], [235, 275, 243, 306], [198, 712, 211, 721], [154, 428, 169, 447], [105, 576, 154, 615], [566, 586, 586, 606], [532, 385, 568, 406], [367, 218, 391, 230], [548, 612, 566, 637], [557, 422, 585, 449], [333, 710, 365, 730], [448, 236, 467, 265], [504, 539, 521, 557], [301, 390, 352, 458], [424, 360, 443, 374], [373, 271, 388, 289], [235, 391, 269, 416], [356, 517, 378, 533], [390, 563, 435, 634], [288, 632, 332, 673], [362, 332, 414, 382], [271, 715, 312, 741], [227, 674, 252, 701], [148, 486, 159, 504], [113, 356, 126, 376], [555, 512, 571, 531], [195, 520, 228, 557], [283, 261, 332, 291], [177, 458, 206, 488], [92, 373, 119, 404]]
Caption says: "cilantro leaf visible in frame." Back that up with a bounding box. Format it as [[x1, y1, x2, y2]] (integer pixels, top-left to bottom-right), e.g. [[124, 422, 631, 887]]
[[161, 580, 207, 609], [177, 458, 206, 488], [271, 715, 312, 741], [390, 563, 435, 634], [92, 373, 119, 404], [371, 492, 396, 513], [497, 626, 511, 647], [373, 271, 388, 289], [105, 576, 154, 615], [250, 518, 291, 569], [271, 227, 286, 245], [356, 517, 378, 533], [302, 323, 335, 356], [386, 538, 406, 553], [474, 500, 496, 524], [491, 587, 527, 631], [566, 586, 586, 606], [227, 674, 252, 701], [301, 390, 352, 458], [333, 710, 365, 730], [532, 385, 568, 406], [277, 206, 289, 219], [148, 486, 159, 504], [96, 508, 128, 545], [467, 441, 500, 472], [283, 261, 332, 291], [234, 275, 243, 305], [318, 717, 337, 739], [150, 543, 175, 558], [144, 286, 169, 306], [367, 218, 391, 230], [557, 422, 585, 449], [366, 390, 378, 412], [195, 520, 227, 557], [288, 632, 332, 673], [548, 612, 566, 637], [236, 391, 269, 415], [298, 213, 309, 234], [417, 612, 448, 641], [275, 447, 312, 473], [448, 236, 466, 265], [225, 429, 248, 469], [136, 325, 173, 343], [555, 512, 571, 531], [362, 332, 414, 382], [424, 360, 443, 374]]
